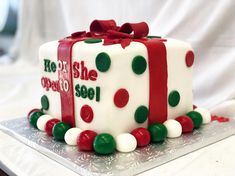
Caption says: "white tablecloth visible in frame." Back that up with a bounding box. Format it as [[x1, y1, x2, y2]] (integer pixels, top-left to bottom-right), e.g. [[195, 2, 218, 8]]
[[0, 62, 235, 176]]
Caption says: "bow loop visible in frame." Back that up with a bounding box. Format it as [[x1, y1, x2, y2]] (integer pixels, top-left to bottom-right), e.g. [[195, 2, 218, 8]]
[[119, 22, 149, 38], [90, 20, 117, 33], [69, 20, 150, 48]]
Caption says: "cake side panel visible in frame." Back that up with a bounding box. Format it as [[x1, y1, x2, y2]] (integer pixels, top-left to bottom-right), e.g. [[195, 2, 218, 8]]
[[72, 41, 149, 136], [165, 39, 193, 119], [39, 41, 62, 120]]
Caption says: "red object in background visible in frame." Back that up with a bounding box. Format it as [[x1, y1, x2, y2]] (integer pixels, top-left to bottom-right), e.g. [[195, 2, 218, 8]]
[[211, 115, 229, 122], [77, 130, 97, 151], [45, 118, 60, 136], [193, 105, 197, 110]]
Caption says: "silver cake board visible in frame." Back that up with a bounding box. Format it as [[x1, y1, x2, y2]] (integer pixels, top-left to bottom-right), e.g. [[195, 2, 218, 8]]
[[0, 117, 235, 176]]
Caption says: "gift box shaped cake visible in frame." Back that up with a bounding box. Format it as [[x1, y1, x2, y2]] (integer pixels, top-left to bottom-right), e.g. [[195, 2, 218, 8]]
[[29, 20, 211, 154]]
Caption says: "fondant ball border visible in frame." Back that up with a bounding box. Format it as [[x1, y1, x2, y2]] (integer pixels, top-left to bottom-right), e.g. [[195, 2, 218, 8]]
[[27, 106, 211, 155]]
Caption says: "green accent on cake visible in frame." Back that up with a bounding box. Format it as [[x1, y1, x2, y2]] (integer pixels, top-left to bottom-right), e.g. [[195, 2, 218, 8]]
[[93, 133, 116, 155], [81, 85, 88, 98], [41, 95, 49, 110], [186, 111, 203, 129], [96, 52, 111, 72], [134, 106, 149, 123], [132, 55, 147, 75], [88, 88, 95, 100], [96, 87, 100, 102], [168, 90, 180, 107], [29, 111, 44, 128], [148, 123, 167, 142], [52, 122, 71, 141], [147, 35, 161, 39], [84, 38, 102, 43]]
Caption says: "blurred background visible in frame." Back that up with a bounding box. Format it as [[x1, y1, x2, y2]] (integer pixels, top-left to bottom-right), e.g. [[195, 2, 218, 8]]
[[0, 0, 18, 62]]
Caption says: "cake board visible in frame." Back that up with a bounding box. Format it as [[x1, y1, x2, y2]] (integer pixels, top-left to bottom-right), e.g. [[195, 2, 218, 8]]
[[0, 117, 235, 176]]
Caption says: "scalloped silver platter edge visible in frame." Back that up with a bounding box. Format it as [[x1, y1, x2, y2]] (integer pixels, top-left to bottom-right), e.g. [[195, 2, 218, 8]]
[[0, 117, 235, 176]]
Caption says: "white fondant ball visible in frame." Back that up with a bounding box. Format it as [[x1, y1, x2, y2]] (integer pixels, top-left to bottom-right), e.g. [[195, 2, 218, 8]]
[[36, 114, 53, 131], [64, 128, 82, 146], [115, 133, 137, 153], [194, 108, 211, 124], [163, 119, 182, 138]]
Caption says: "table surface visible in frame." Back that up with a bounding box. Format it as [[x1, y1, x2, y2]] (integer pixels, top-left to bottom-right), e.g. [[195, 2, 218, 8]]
[[0, 62, 235, 176]]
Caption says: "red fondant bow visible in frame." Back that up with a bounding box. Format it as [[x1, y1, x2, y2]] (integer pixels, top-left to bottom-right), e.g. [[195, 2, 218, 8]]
[[70, 19, 149, 48]]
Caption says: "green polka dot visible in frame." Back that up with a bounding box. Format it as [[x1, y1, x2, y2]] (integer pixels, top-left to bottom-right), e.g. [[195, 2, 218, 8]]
[[96, 52, 111, 72], [41, 95, 49, 110], [168, 90, 180, 107], [186, 111, 203, 129], [84, 38, 102, 43], [134, 106, 149, 123], [147, 35, 161, 39], [132, 55, 147, 75]]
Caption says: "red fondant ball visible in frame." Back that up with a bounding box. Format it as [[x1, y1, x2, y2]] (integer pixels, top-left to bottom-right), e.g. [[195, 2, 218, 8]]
[[27, 108, 41, 119], [45, 118, 60, 136], [77, 130, 97, 151], [131, 127, 151, 147], [175, 116, 194, 133]]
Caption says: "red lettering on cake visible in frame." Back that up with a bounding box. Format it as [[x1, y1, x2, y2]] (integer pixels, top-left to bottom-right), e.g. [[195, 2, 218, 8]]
[[41, 77, 60, 92], [89, 70, 98, 81], [81, 61, 88, 80], [73, 61, 80, 78], [73, 61, 98, 81]]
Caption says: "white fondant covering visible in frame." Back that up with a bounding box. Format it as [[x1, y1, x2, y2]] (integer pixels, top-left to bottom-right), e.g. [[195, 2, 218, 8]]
[[39, 38, 193, 136]]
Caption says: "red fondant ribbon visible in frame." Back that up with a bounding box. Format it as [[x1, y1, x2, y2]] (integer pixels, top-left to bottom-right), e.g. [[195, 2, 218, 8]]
[[58, 38, 83, 127], [70, 20, 149, 48], [57, 20, 167, 127], [139, 39, 168, 124]]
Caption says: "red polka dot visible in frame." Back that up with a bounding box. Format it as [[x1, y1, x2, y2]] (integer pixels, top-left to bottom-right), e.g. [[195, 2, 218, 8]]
[[113, 88, 129, 108], [80, 105, 94, 123], [185, 51, 194, 67]]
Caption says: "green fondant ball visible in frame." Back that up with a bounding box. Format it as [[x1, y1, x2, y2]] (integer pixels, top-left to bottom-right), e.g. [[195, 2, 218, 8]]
[[148, 123, 167, 142], [29, 111, 44, 128], [52, 122, 71, 141], [93, 133, 116, 155], [186, 111, 203, 129]]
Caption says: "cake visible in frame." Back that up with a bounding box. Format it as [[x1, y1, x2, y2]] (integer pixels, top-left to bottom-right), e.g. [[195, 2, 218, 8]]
[[28, 20, 211, 155]]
